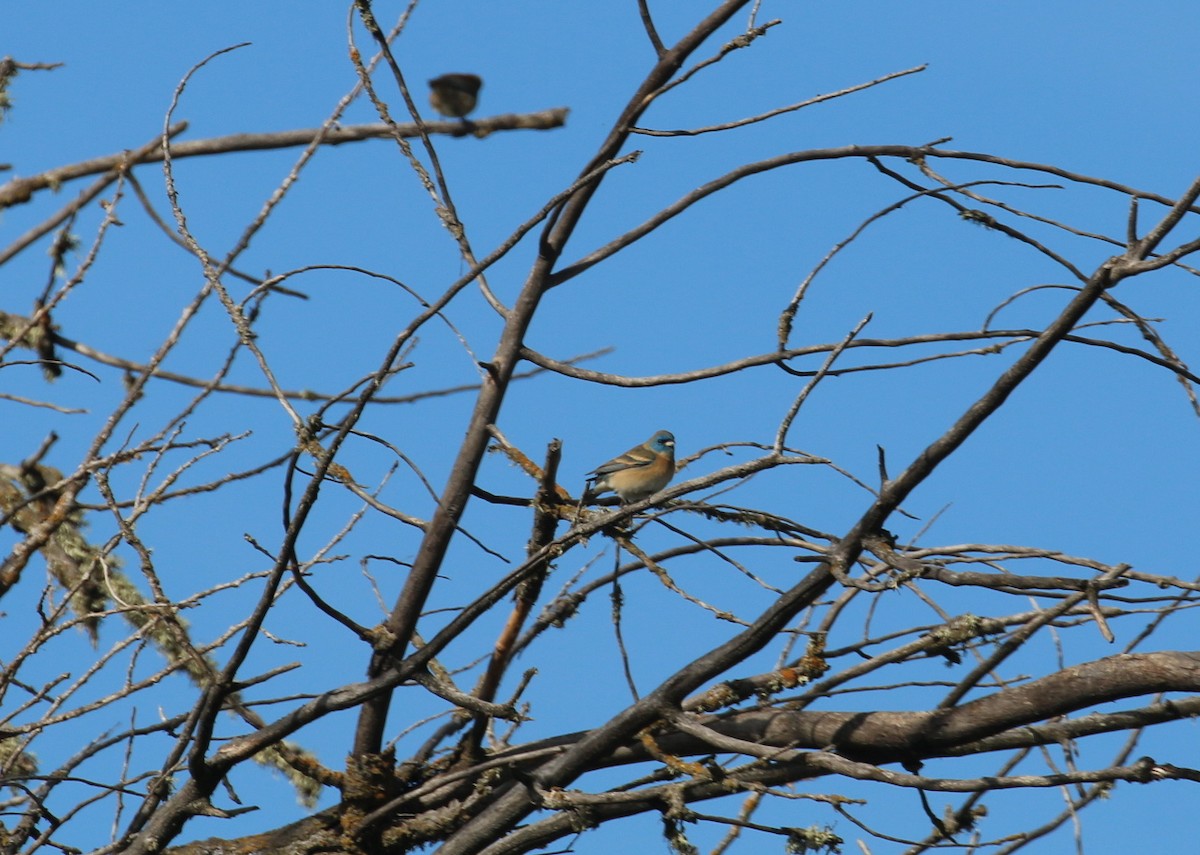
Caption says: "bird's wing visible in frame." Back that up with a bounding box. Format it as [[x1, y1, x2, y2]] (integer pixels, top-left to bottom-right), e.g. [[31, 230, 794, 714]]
[[589, 446, 654, 477]]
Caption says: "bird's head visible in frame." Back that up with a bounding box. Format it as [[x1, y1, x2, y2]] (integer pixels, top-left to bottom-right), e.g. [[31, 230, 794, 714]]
[[649, 430, 675, 453]]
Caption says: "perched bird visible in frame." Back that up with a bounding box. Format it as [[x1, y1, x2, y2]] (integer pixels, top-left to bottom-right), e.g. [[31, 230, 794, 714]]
[[584, 430, 676, 504], [428, 73, 483, 119]]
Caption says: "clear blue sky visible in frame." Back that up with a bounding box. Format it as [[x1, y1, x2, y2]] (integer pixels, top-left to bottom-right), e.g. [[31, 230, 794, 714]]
[[4, 2, 1199, 852]]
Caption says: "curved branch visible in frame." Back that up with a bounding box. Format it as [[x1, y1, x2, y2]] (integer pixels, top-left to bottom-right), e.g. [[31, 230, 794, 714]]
[[549, 145, 1195, 289], [520, 327, 1200, 387]]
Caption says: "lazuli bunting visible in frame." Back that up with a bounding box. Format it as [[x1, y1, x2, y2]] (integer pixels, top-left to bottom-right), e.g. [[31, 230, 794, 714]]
[[428, 73, 483, 119], [584, 430, 675, 504]]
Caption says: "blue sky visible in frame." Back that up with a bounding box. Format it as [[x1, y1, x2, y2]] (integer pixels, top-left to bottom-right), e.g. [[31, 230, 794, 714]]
[[4, 2, 1200, 852]]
